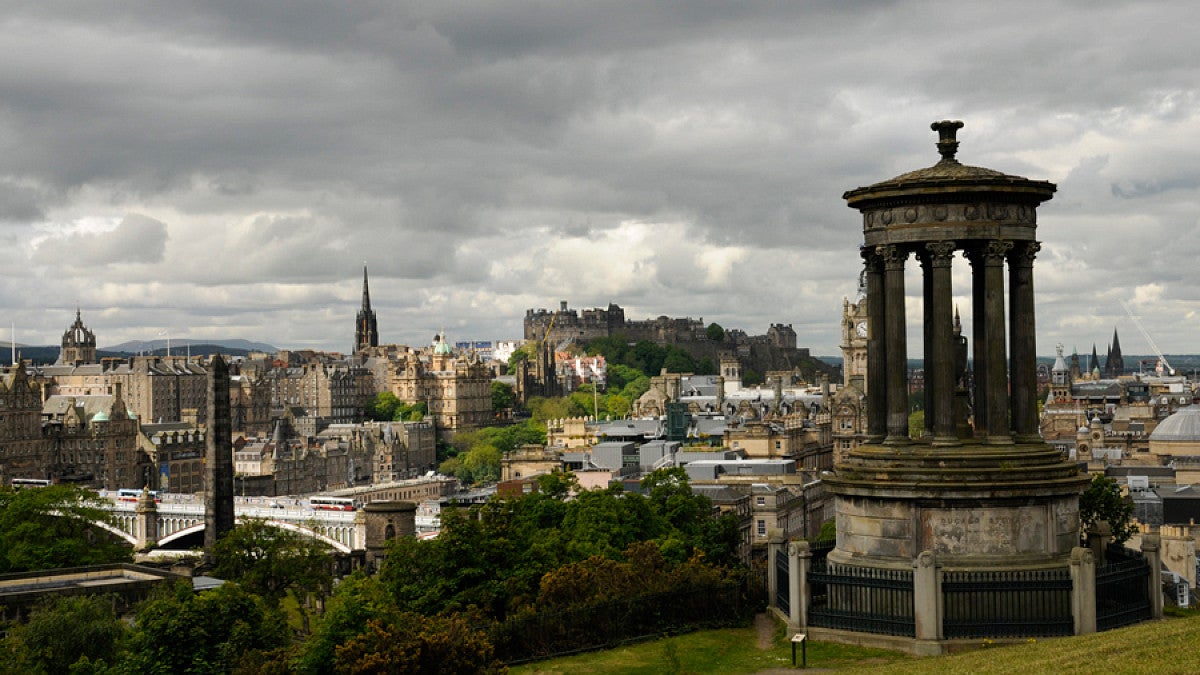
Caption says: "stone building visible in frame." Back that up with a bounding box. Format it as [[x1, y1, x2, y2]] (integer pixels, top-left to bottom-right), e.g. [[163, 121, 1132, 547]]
[[390, 335, 492, 439], [0, 363, 48, 482], [139, 421, 207, 494], [41, 388, 146, 490]]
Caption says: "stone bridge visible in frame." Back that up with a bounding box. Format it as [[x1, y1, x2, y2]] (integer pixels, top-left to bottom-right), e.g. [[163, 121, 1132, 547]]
[[94, 494, 362, 553]]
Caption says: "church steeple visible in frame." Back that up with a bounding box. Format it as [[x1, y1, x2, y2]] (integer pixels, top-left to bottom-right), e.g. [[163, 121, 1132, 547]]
[[1106, 328, 1124, 378], [59, 307, 97, 365], [354, 265, 379, 354]]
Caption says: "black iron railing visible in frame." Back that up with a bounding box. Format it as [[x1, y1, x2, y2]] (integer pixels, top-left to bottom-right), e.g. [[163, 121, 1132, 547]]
[[942, 568, 1073, 638], [775, 547, 790, 615], [1096, 554, 1151, 631], [808, 561, 914, 637]]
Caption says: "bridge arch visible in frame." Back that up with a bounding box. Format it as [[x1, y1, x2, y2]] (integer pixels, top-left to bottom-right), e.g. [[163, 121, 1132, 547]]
[[155, 518, 352, 553]]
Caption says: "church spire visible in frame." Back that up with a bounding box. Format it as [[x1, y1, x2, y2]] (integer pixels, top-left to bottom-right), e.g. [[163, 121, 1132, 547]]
[[354, 265, 379, 353]]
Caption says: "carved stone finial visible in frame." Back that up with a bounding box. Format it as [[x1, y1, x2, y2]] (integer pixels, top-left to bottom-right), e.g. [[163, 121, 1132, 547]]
[[931, 120, 965, 162]]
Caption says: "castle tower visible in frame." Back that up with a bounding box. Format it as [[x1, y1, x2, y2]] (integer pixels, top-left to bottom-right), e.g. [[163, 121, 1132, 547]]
[[204, 354, 235, 552], [354, 265, 379, 354], [826, 121, 1087, 571], [59, 308, 97, 365]]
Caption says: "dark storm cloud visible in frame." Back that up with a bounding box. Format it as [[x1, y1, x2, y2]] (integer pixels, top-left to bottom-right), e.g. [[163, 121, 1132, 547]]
[[2, 1, 1199, 352]]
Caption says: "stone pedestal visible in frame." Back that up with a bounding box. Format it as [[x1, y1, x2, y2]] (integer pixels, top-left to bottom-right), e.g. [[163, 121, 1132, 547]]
[[825, 441, 1087, 570]]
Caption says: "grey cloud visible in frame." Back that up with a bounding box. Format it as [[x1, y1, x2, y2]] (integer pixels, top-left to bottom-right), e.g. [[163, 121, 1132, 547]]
[[32, 214, 168, 267]]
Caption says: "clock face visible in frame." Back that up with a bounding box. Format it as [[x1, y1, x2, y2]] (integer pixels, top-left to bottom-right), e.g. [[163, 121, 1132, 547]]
[[856, 321, 868, 337]]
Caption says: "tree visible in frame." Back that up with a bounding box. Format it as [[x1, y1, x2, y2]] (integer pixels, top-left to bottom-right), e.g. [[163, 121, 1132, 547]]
[[706, 322, 725, 342], [1079, 474, 1136, 545], [366, 392, 401, 421], [908, 409, 925, 440], [491, 381, 515, 412], [3, 594, 127, 674], [332, 613, 505, 675], [211, 518, 334, 631], [0, 484, 132, 573], [122, 581, 289, 675]]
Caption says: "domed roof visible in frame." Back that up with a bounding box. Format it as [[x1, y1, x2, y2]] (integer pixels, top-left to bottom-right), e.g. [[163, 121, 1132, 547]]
[[433, 333, 452, 355], [1149, 406, 1200, 442], [92, 410, 110, 422], [843, 120, 1055, 205]]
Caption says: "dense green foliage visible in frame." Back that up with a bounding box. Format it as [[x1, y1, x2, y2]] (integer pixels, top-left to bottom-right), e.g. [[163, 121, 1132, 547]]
[[376, 468, 743, 622], [439, 420, 548, 485], [492, 380, 516, 411], [365, 392, 428, 422], [585, 335, 715, 376], [0, 594, 128, 674], [0, 484, 132, 573], [1079, 474, 1136, 545], [212, 519, 334, 634], [121, 581, 290, 674], [706, 322, 725, 342]]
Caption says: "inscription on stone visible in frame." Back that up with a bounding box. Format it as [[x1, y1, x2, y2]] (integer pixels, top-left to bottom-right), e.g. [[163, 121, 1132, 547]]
[[922, 507, 1047, 556]]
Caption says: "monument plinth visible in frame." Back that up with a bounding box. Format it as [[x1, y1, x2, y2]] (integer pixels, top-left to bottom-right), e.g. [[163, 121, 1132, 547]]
[[825, 121, 1089, 571]]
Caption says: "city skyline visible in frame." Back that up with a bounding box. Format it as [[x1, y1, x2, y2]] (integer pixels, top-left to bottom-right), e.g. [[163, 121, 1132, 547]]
[[2, 3, 1199, 355]]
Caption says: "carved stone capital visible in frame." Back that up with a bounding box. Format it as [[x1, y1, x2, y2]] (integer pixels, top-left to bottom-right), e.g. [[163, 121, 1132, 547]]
[[876, 244, 908, 270], [1009, 240, 1041, 267], [925, 241, 956, 267], [983, 240, 1013, 264]]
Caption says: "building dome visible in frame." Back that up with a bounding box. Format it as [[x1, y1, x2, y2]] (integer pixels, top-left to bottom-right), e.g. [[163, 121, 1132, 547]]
[[92, 410, 110, 422], [1149, 406, 1200, 442], [433, 333, 452, 355]]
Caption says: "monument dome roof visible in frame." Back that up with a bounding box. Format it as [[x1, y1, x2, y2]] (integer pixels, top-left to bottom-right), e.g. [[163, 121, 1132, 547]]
[[1149, 406, 1200, 442]]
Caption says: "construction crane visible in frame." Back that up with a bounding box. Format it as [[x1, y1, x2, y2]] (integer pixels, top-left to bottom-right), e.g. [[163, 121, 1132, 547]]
[[1120, 299, 1175, 376]]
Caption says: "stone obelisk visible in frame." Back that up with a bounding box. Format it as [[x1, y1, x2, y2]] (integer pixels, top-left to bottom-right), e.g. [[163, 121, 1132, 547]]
[[204, 354, 235, 551]]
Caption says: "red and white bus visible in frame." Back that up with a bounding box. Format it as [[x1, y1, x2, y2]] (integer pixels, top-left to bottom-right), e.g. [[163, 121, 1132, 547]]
[[309, 496, 356, 511]]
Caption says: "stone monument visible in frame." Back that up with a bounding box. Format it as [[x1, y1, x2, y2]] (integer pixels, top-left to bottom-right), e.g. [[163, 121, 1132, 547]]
[[824, 121, 1089, 570], [204, 354, 235, 551]]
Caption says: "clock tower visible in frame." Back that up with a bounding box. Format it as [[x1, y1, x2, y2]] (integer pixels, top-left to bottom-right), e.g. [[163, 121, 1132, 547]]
[[831, 281, 869, 463], [840, 282, 868, 393]]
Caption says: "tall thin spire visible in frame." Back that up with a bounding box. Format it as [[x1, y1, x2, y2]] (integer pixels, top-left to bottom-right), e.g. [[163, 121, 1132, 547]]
[[354, 264, 379, 353]]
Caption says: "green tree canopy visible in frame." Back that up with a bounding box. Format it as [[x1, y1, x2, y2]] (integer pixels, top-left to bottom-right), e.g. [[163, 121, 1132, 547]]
[[0, 484, 132, 573], [2, 594, 127, 674], [211, 518, 334, 623], [491, 380, 515, 412], [1079, 474, 1136, 545], [706, 322, 725, 342], [122, 581, 289, 675]]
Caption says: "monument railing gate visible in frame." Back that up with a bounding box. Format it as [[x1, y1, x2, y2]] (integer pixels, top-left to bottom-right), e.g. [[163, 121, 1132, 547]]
[[774, 546, 790, 616], [1095, 544, 1151, 631], [942, 568, 1073, 639], [808, 560, 915, 637]]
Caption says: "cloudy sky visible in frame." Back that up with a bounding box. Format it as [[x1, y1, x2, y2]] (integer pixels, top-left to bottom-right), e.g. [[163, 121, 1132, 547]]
[[2, 2, 1199, 359]]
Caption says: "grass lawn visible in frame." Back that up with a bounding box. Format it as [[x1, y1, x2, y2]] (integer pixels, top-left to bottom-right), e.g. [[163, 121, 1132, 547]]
[[514, 610, 1200, 674], [510, 618, 910, 675]]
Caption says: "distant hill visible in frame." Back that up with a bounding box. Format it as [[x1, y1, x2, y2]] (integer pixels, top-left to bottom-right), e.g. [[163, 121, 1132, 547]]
[[101, 339, 278, 354], [1, 339, 278, 365]]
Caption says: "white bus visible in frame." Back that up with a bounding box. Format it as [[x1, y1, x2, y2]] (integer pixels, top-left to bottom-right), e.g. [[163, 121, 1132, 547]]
[[309, 496, 356, 511], [10, 478, 51, 489]]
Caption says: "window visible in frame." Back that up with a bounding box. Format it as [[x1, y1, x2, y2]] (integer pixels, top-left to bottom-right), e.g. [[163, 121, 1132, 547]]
[[756, 496, 766, 506], [756, 519, 767, 537]]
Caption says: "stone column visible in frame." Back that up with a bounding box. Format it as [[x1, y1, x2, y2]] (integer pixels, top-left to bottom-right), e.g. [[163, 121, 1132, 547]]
[[967, 248, 989, 437], [1141, 533, 1163, 619], [792, 540, 811, 630], [879, 245, 910, 444], [921, 251, 934, 439], [204, 354, 235, 553], [1008, 242, 1041, 442], [863, 248, 887, 443], [982, 241, 1013, 444], [1070, 547, 1097, 635], [913, 550, 943, 643], [134, 487, 158, 550], [926, 241, 958, 445]]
